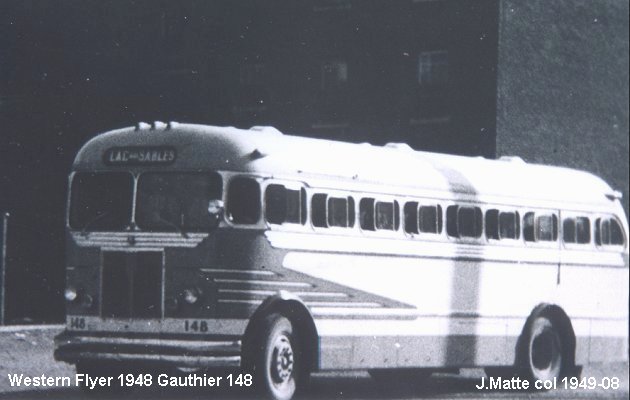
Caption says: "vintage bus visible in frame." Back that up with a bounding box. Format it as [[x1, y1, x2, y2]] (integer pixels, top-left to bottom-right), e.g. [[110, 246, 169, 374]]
[[55, 122, 628, 399]]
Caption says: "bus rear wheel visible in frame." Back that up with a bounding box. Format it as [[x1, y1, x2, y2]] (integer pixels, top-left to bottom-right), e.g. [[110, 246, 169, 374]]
[[523, 315, 565, 382], [251, 313, 305, 400]]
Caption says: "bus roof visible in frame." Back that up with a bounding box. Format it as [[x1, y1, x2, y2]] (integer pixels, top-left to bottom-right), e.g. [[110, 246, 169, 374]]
[[74, 122, 619, 208]]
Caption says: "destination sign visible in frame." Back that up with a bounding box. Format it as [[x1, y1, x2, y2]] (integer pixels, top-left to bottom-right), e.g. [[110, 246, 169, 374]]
[[104, 146, 176, 165]]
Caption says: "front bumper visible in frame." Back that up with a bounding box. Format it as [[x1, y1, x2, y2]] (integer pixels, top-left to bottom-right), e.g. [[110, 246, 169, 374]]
[[54, 331, 242, 368]]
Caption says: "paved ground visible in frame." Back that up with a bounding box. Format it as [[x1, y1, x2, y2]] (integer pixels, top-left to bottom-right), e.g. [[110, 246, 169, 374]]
[[0, 326, 627, 399]]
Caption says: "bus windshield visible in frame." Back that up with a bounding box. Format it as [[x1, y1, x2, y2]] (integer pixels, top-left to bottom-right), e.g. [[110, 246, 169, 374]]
[[69, 172, 134, 231], [136, 172, 222, 232]]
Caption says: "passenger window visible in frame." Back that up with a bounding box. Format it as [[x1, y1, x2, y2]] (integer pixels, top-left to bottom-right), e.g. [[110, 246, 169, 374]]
[[348, 197, 356, 227], [563, 218, 576, 243], [536, 214, 558, 242], [447, 205, 481, 238], [596, 217, 625, 246], [419, 205, 442, 234], [375, 201, 394, 230], [487, 210, 519, 240], [311, 193, 327, 228], [485, 209, 499, 240], [500, 211, 519, 239], [265, 184, 305, 225], [328, 197, 349, 227], [315, 195, 355, 228], [564, 216, 590, 244], [523, 212, 535, 242], [446, 205, 458, 237], [360, 198, 375, 231], [576, 217, 590, 244], [458, 206, 482, 238], [227, 177, 261, 224], [404, 202, 418, 234], [610, 218, 624, 245]]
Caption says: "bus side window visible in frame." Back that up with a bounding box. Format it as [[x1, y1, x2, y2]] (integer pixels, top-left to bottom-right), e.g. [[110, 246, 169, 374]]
[[446, 205, 458, 237], [523, 212, 535, 242], [447, 205, 482, 238], [227, 177, 261, 224], [500, 211, 519, 239], [375, 201, 394, 230], [458, 206, 482, 238], [536, 214, 558, 242], [576, 217, 590, 244], [348, 197, 356, 227], [265, 184, 304, 225], [265, 184, 287, 225], [610, 218, 625, 246], [301, 188, 307, 225], [563, 216, 590, 244], [485, 209, 499, 240], [610, 218, 625, 245], [419, 205, 441, 234], [404, 201, 418, 234], [360, 198, 375, 231], [597, 217, 625, 246], [563, 218, 576, 243], [285, 188, 302, 224], [328, 196, 353, 228], [312, 193, 327, 228]]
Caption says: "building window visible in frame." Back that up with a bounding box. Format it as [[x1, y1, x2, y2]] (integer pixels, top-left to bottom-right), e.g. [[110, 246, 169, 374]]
[[418, 51, 448, 86]]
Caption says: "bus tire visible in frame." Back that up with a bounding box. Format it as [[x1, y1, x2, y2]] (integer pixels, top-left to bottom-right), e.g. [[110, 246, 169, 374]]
[[251, 313, 304, 400], [522, 315, 565, 383]]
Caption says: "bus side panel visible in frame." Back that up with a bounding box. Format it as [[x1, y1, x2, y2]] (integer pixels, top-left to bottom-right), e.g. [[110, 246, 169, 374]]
[[281, 248, 561, 370], [556, 249, 629, 364]]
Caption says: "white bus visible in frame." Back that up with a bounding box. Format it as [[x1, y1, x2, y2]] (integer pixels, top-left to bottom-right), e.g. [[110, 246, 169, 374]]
[[55, 122, 628, 399]]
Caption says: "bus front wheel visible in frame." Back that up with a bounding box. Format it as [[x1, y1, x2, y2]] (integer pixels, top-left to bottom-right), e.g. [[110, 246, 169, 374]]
[[523, 315, 565, 382], [251, 313, 304, 400]]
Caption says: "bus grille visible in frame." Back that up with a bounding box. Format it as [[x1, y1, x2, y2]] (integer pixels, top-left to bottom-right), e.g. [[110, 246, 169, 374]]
[[101, 252, 163, 319]]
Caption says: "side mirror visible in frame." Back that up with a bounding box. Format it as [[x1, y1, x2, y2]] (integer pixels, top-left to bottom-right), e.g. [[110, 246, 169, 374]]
[[207, 199, 224, 229]]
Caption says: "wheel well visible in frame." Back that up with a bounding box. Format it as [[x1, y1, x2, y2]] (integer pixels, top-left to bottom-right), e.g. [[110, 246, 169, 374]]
[[242, 297, 319, 372], [516, 303, 576, 371]]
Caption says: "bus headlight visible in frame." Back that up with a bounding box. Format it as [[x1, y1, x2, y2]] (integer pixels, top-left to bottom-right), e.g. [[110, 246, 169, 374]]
[[64, 287, 78, 302], [183, 288, 200, 305]]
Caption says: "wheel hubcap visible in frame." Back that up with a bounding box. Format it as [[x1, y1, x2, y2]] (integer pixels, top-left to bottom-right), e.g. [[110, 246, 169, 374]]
[[271, 335, 294, 383]]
